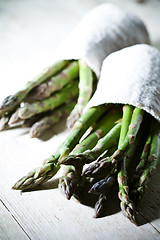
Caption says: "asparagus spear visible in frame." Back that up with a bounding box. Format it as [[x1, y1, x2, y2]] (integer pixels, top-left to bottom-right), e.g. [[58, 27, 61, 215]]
[[59, 165, 81, 200], [0, 115, 10, 131], [117, 113, 152, 224], [94, 193, 108, 218], [94, 110, 144, 221], [59, 120, 122, 166], [59, 106, 122, 199], [82, 105, 132, 177], [82, 146, 117, 179], [111, 107, 144, 163], [27, 61, 79, 101], [67, 59, 95, 128], [0, 108, 24, 130], [6, 107, 46, 128], [117, 152, 136, 224], [68, 106, 143, 169], [8, 108, 22, 125], [118, 105, 133, 147], [85, 104, 135, 221], [12, 104, 109, 190], [72, 106, 122, 154], [82, 157, 110, 179], [87, 104, 137, 222], [56, 104, 111, 162], [88, 175, 116, 195], [0, 60, 70, 116], [93, 175, 118, 218], [12, 163, 60, 191], [117, 105, 138, 224], [135, 134, 151, 176], [30, 101, 75, 138], [134, 118, 160, 199], [82, 106, 141, 179], [18, 80, 79, 119], [8, 99, 75, 133]]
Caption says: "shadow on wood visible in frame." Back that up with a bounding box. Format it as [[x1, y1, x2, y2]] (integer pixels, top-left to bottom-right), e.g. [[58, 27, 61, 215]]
[[135, 161, 160, 226], [71, 180, 121, 218], [35, 118, 68, 141]]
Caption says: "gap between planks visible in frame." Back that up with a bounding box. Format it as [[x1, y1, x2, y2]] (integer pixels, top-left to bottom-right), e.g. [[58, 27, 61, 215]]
[[0, 198, 31, 240]]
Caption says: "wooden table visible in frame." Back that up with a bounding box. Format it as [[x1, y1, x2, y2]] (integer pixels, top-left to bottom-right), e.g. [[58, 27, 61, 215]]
[[1, 0, 160, 239]]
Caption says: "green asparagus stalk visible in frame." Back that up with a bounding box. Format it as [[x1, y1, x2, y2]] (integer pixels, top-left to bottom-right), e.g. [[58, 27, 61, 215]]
[[111, 107, 144, 163], [135, 134, 151, 175], [12, 163, 60, 190], [0, 109, 24, 130], [82, 157, 111, 179], [56, 104, 111, 162], [30, 101, 75, 138], [72, 106, 122, 154], [86, 105, 136, 221], [82, 105, 139, 180], [59, 106, 122, 199], [117, 152, 136, 224], [5, 107, 47, 128], [86, 104, 137, 222], [117, 114, 153, 224], [134, 118, 160, 199], [18, 80, 79, 119], [94, 193, 108, 218], [67, 59, 95, 128], [117, 105, 139, 224], [12, 104, 109, 190], [93, 176, 118, 218], [59, 121, 122, 166], [82, 146, 117, 179], [0, 60, 70, 116], [27, 61, 79, 101], [8, 108, 22, 125], [58, 165, 81, 200], [0, 115, 10, 131], [118, 105, 133, 147]]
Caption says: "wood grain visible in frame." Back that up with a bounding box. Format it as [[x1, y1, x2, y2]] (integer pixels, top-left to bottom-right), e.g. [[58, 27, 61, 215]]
[[0, 199, 29, 240]]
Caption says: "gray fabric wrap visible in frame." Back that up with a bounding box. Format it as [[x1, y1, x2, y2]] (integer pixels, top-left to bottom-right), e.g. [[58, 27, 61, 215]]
[[52, 3, 150, 78], [86, 44, 160, 122]]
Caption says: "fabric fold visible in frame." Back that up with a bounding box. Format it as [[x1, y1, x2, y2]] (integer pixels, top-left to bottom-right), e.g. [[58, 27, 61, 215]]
[[85, 44, 160, 122], [52, 3, 150, 78]]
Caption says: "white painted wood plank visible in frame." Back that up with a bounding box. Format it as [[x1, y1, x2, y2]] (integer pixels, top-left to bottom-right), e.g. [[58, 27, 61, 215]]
[[1, 186, 160, 240], [0, 199, 29, 240]]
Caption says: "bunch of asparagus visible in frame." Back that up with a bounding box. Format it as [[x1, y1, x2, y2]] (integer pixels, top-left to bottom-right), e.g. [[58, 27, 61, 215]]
[[12, 103, 160, 224], [0, 59, 96, 137]]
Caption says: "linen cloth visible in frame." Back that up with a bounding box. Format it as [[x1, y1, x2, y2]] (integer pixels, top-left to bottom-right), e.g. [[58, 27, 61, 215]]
[[86, 44, 160, 122], [53, 3, 150, 78]]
